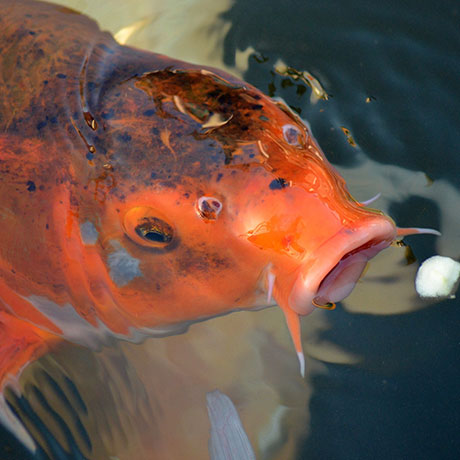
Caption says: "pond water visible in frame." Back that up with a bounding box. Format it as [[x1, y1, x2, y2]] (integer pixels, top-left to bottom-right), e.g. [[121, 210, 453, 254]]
[[1, 0, 459, 459]]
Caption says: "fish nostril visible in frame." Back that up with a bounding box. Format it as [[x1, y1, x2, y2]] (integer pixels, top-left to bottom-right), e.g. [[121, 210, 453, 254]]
[[282, 124, 306, 147], [196, 196, 223, 221]]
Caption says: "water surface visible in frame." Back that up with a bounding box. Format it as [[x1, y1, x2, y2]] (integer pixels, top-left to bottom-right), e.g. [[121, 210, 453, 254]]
[[2, 0, 459, 459]]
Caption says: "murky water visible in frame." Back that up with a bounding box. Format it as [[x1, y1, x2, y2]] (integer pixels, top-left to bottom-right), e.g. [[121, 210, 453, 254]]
[[2, 0, 459, 459]]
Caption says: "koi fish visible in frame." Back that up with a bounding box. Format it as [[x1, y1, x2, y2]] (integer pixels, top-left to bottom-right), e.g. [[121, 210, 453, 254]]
[[0, 0, 438, 448]]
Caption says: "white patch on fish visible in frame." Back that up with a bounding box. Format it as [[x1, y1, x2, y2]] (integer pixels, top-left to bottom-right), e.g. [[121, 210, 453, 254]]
[[79, 221, 99, 245], [108, 240, 143, 286], [80, 220, 99, 245]]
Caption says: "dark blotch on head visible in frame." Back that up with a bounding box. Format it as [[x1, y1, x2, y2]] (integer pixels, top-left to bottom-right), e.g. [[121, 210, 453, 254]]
[[269, 178, 289, 190], [27, 181, 36, 192], [251, 104, 263, 110], [117, 132, 132, 143], [101, 109, 115, 120]]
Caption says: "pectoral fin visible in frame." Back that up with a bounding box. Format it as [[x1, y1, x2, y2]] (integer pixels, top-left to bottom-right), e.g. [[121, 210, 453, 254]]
[[0, 311, 60, 451]]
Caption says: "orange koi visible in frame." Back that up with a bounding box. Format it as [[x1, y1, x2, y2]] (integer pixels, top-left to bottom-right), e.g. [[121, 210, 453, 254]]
[[0, 0, 439, 448]]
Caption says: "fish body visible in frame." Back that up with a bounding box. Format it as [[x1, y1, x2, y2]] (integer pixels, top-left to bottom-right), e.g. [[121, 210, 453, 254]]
[[0, 0, 432, 448]]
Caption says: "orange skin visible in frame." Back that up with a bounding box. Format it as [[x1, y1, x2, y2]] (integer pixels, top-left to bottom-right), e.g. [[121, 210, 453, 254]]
[[0, 0, 410, 397]]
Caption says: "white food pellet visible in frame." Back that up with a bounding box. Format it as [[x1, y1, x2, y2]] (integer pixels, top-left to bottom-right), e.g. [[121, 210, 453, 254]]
[[415, 255, 460, 299]]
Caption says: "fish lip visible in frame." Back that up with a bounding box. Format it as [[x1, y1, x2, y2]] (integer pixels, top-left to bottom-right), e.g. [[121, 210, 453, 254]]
[[289, 218, 397, 315]]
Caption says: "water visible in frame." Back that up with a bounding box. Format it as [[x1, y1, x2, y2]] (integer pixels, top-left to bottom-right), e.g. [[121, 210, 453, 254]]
[[1, 0, 459, 459]]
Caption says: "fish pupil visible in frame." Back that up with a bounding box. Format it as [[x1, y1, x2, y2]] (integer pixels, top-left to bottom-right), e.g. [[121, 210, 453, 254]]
[[143, 231, 168, 243], [135, 217, 173, 245]]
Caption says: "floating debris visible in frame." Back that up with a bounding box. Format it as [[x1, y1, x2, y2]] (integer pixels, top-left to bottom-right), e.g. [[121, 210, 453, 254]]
[[340, 126, 357, 147], [274, 61, 329, 103], [251, 52, 269, 64]]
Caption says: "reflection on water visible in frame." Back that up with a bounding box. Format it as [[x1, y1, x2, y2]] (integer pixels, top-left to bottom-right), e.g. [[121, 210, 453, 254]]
[[3, 0, 459, 459], [49, 0, 236, 70]]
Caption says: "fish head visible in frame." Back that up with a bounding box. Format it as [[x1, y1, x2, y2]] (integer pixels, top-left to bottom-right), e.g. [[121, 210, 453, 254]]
[[82, 64, 398, 340]]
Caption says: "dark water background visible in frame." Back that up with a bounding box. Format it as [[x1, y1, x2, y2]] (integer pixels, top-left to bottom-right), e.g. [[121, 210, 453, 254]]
[[1, 0, 459, 458], [221, 1, 460, 459]]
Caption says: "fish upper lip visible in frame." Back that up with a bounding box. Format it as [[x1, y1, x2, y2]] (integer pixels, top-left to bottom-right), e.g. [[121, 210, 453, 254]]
[[288, 218, 397, 315]]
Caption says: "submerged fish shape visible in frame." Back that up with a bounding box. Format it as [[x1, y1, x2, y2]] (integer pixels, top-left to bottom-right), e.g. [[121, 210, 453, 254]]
[[0, 0, 438, 449]]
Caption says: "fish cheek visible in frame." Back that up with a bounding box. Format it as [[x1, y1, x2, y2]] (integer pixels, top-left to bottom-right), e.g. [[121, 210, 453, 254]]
[[173, 245, 233, 281], [140, 258, 175, 295]]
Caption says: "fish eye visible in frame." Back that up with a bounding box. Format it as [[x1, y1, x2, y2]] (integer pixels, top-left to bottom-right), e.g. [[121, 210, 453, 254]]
[[135, 218, 173, 244], [282, 124, 305, 147], [196, 196, 222, 221], [123, 206, 174, 248]]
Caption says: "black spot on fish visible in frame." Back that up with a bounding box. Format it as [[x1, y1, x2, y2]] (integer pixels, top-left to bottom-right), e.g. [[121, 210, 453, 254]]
[[207, 89, 221, 98], [26, 181, 36, 192], [217, 94, 231, 105], [269, 178, 288, 190], [216, 173, 223, 182], [56, 73, 67, 79], [36, 121, 46, 130], [86, 152, 94, 161], [143, 109, 155, 117], [251, 104, 263, 110], [28, 31, 36, 35]]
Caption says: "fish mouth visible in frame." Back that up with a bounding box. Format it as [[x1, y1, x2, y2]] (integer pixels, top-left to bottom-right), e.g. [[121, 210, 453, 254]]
[[289, 218, 397, 315]]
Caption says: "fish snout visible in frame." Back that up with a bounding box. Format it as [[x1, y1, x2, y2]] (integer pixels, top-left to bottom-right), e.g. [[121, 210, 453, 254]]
[[289, 216, 397, 315]]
